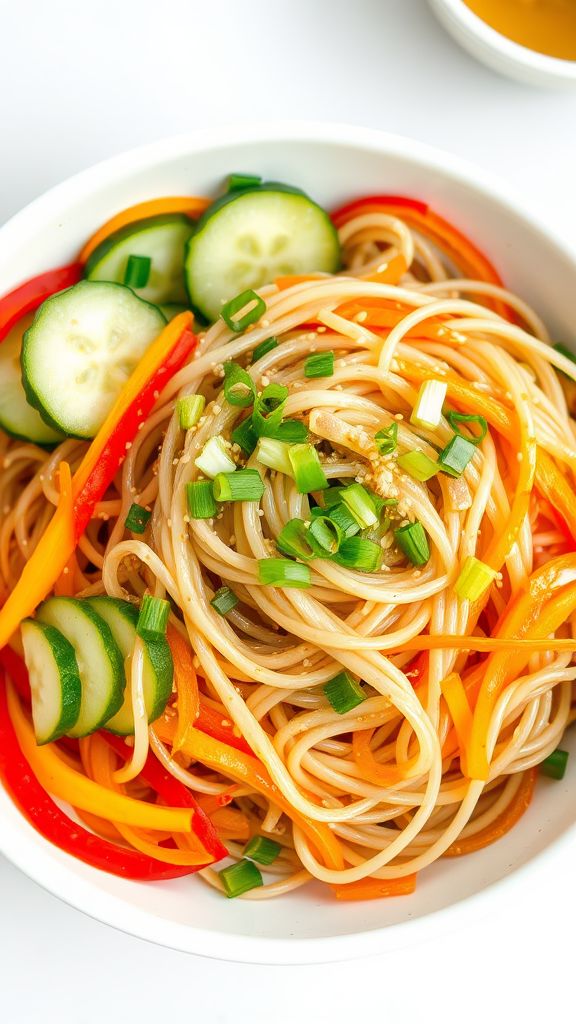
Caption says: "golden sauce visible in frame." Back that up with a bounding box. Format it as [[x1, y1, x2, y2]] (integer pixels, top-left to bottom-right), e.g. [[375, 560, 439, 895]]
[[463, 0, 576, 60]]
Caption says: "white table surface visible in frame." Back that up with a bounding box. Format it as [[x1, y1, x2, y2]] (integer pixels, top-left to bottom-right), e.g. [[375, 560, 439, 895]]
[[1, 1, 575, 1020]]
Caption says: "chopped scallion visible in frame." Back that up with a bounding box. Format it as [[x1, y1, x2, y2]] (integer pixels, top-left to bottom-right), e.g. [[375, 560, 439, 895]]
[[540, 748, 569, 781], [227, 172, 262, 192], [324, 671, 366, 714], [258, 557, 311, 588], [213, 469, 264, 503], [308, 515, 343, 555], [194, 436, 236, 478], [327, 502, 361, 538], [220, 289, 266, 333], [454, 556, 496, 601], [394, 521, 430, 566], [124, 502, 151, 534], [256, 437, 294, 477], [333, 536, 382, 572], [186, 480, 217, 519], [288, 444, 329, 493], [231, 417, 258, 456], [137, 595, 170, 639], [210, 586, 239, 616], [438, 435, 476, 476], [219, 858, 263, 898], [322, 486, 346, 508], [267, 419, 308, 443], [276, 519, 316, 561], [374, 422, 398, 456], [304, 351, 335, 378], [252, 383, 289, 436], [252, 337, 278, 362], [410, 380, 447, 430], [123, 254, 151, 289], [445, 411, 488, 444], [177, 394, 205, 429], [397, 451, 439, 482], [340, 483, 378, 529], [244, 835, 282, 865], [223, 361, 256, 408]]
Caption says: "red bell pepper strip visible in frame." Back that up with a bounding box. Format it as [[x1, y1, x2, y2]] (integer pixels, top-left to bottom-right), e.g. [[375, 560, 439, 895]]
[[0, 262, 82, 344], [102, 733, 228, 862], [0, 671, 204, 881], [331, 194, 429, 224], [0, 647, 31, 702]]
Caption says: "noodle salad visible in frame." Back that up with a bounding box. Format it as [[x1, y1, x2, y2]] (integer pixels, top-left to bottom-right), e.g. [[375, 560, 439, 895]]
[[0, 174, 574, 902]]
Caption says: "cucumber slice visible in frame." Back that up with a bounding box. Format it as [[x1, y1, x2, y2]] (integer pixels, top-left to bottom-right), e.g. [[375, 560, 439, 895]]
[[185, 184, 341, 322], [85, 215, 195, 305], [0, 314, 64, 446], [21, 281, 166, 440], [88, 596, 173, 735], [21, 618, 82, 744], [37, 597, 125, 738]]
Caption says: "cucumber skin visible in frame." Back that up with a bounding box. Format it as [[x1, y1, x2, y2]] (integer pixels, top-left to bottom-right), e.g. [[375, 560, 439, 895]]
[[20, 281, 166, 441], [185, 182, 341, 321], [21, 618, 82, 744]]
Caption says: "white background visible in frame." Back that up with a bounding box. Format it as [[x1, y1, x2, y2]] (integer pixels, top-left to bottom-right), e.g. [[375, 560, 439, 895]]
[[1, 1, 575, 1021]]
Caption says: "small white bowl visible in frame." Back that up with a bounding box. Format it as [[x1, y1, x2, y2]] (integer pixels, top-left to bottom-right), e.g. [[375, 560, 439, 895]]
[[429, 0, 576, 88]]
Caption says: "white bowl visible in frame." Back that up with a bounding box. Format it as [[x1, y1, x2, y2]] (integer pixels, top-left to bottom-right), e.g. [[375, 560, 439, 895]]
[[1, 124, 575, 964], [428, 0, 576, 88]]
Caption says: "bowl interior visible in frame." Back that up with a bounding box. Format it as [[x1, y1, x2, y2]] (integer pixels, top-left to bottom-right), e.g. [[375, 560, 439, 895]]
[[1, 127, 575, 962]]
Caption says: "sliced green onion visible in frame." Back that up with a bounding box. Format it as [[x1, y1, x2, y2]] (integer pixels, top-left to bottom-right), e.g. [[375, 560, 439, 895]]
[[362, 516, 391, 545], [223, 361, 256, 408], [276, 519, 316, 561], [288, 444, 328, 493], [438, 435, 476, 477], [445, 411, 488, 444], [227, 172, 262, 192], [210, 586, 239, 616], [252, 337, 278, 362], [540, 748, 569, 781], [137, 595, 170, 639], [340, 483, 378, 529], [454, 556, 497, 601], [327, 502, 361, 538], [397, 451, 439, 482], [221, 289, 266, 333], [219, 858, 263, 898], [410, 380, 447, 430], [322, 486, 346, 508], [334, 536, 382, 572], [304, 351, 335, 378], [394, 521, 430, 566], [256, 437, 294, 477], [308, 516, 343, 555], [324, 671, 366, 714], [124, 503, 151, 534], [267, 419, 308, 443], [231, 417, 258, 456], [374, 422, 398, 456], [123, 254, 151, 289], [186, 480, 217, 520], [244, 835, 282, 865], [213, 469, 264, 503], [258, 557, 311, 588], [195, 436, 236, 478], [177, 394, 205, 429], [252, 383, 289, 436]]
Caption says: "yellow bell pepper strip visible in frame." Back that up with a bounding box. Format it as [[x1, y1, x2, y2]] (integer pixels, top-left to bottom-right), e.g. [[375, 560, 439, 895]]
[[153, 715, 345, 870], [440, 672, 473, 774], [7, 684, 194, 833], [79, 196, 210, 262], [0, 314, 196, 649], [444, 769, 536, 857], [331, 874, 417, 901]]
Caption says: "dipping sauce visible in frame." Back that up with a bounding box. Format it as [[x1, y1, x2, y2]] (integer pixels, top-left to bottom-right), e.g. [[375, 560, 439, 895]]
[[463, 0, 576, 60]]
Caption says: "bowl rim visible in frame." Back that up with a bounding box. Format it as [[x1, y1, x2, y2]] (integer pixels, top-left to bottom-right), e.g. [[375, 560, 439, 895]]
[[1, 121, 576, 963], [429, 0, 576, 78]]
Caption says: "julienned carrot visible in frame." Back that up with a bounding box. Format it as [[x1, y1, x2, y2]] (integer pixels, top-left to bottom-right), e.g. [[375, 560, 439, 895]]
[[274, 274, 324, 291], [393, 635, 576, 654], [361, 253, 407, 285], [331, 874, 417, 901], [352, 728, 417, 786], [167, 627, 200, 753], [535, 449, 576, 545], [440, 673, 473, 771], [79, 196, 210, 262], [444, 769, 536, 857]]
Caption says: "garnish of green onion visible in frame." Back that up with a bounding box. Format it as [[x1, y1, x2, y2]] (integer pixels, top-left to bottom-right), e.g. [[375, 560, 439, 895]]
[[258, 557, 311, 588], [195, 436, 236, 478], [252, 337, 278, 363], [252, 383, 289, 436], [219, 858, 263, 898], [210, 586, 239, 616], [186, 480, 218, 520], [267, 419, 308, 443], [276, 519, 316, 561], [223, 361, 256, 408], [438, 435, 476, 477], [308, 515, 343, 555], [304, 351, 335, 378], [410, 379, 447, 430], [324, 670, 366, 714], [123, 254, 151, 289], [327, 502, 361, 538], [177, 394, 205, 429], [374, 422, 398, 456], [288, 444, 329, 493], [231, 417, 258, 456], [334, 536, 382, 572], [244, 835, 282, 865], [540, 748, 569, 780], [227, 172, 262, 192], [322, 486, 346, 508], [213, 469, 264, 503], [256, 437, 294, 477], [340, 483, 378, 529], [220, 289, 266, 333], [394, 521, 430, 566], [445, 411, 488, 444], [137, 594, 170, 639], [124, 502, 151, 534], [454, 556, 497, 601], [397, 451, 439, 482]]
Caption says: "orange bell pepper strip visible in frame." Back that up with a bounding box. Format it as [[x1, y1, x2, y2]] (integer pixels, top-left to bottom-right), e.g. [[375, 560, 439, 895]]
[[440, 672, 473, 772], [331, 874, 417, 901], [535, 448, 576, 546], [79, 196, 210, 262], [444, 769, 536, 857], [167, 627, 200, 753], [352, 728, 418, 786]]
